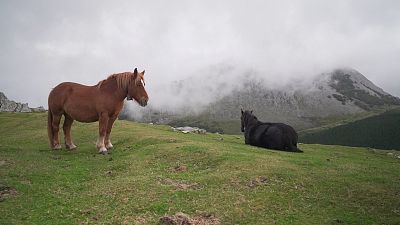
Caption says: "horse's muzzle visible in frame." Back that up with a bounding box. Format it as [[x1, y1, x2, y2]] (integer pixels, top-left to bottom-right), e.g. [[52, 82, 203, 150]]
[[139, 98, 148, 107]]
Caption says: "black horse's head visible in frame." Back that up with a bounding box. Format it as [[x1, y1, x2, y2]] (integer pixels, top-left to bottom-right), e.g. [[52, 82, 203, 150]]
[[240, 109, 256, 132]]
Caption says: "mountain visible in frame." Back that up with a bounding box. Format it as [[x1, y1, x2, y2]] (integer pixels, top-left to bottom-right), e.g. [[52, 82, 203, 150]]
[[198, 68, 400, 132], [299, 108, 400, 150], [121, 68, 400, 134]]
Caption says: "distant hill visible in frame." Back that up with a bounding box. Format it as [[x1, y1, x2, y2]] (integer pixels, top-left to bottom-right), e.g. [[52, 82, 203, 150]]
[[299, 108, 400, 150]]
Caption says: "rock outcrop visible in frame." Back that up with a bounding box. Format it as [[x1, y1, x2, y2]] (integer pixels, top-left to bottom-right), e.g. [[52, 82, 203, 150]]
[[0, 92, 32, 112]]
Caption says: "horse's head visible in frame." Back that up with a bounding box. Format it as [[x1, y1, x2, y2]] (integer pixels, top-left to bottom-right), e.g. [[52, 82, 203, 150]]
[[127, 68, 149, 107], [240, 109, 255, 132]]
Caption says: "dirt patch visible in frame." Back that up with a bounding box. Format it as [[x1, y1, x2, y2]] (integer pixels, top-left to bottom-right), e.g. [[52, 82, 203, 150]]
[[247, 176, 269, 188], [79, 208, 101, 224], [160, 212, 220, 225], [0, 160, 6, 166], [158, 178, 201, 190], [0, 184, 18, 201], [168, 165, 188, 173], [0, 160, 14, 167]]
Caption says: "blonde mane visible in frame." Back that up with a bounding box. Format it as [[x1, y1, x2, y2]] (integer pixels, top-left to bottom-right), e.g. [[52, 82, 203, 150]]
[[97, 72, 134, 90]]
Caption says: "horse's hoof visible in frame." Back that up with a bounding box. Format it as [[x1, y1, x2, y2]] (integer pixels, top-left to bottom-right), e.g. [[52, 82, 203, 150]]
[[98, 147, 108, 155], [66, 144, 77, 150], [52, 144, 62, 150], [99, 150, 108, 155], [106, 143, 113, 150]]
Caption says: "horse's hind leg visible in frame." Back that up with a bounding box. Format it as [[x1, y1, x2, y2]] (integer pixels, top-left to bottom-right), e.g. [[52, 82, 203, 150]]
[[51, 113, 62, 150], [63, 114, 77, 150]]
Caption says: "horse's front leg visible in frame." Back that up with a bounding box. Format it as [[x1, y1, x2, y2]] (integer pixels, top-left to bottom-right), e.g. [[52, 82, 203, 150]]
[[105, 116, 117, 150], [97, 114, 109, 154]]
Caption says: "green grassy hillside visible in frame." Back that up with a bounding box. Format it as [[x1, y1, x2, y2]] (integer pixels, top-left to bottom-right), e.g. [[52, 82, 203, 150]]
[[300, 108, 400, 150], [1, 113, 400, 224]]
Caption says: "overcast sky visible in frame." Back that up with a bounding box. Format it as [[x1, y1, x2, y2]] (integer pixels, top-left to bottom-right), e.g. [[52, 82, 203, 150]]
[[1, 0, 400, 108]]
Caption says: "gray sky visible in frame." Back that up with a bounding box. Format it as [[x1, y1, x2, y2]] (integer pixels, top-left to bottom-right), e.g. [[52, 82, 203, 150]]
[[1, 0, 400, 108]]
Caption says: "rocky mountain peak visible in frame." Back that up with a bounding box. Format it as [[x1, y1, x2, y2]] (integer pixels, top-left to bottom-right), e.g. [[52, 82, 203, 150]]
[[326, 68, 400, 110]]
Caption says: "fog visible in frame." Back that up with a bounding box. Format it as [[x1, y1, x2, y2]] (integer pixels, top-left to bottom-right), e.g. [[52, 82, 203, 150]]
[[1, 0, 400, 110]]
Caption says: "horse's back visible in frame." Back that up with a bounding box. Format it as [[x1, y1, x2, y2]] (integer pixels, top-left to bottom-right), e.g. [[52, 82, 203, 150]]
[[48, 82, 99, 122], [48, 82, 74, 109], [49, 82, 93, 106], [253, 122, 299, 151], [271, 123, 300, 151]]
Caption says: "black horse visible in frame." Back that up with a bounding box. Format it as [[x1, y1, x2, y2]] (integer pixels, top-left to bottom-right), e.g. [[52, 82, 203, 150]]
[[241, 109, 303, 152]]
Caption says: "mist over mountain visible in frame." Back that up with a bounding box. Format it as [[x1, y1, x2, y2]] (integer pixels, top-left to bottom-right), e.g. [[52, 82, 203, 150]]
[[121, 67, 400, 133]]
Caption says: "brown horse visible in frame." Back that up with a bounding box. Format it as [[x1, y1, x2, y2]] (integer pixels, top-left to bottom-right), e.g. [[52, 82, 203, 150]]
[[48, 68, 149, 154]]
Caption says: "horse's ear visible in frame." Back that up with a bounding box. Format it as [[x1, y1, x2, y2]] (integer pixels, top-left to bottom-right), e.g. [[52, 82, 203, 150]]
[[241, 108, 244, 114], [134, 68, 138, 75], [134, 71, 145, 86], [141, 70, 145, 75], [250, 110, 253, 114]]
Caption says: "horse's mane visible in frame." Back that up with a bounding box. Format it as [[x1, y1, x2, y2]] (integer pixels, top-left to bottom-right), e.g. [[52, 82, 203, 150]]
[[97, 72, 135, 90]]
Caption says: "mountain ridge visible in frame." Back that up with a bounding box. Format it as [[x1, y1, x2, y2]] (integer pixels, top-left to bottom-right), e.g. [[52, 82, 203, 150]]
[[120, 67, 400, 133]]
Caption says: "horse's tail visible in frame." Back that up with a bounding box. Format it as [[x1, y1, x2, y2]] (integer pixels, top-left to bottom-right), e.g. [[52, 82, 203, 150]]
[[47, 108, 53, 147], [288, 129, 303, 153]]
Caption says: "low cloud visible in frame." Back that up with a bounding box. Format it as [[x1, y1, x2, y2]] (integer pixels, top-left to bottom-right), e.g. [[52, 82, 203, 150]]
[[1, 0, 399, 109]]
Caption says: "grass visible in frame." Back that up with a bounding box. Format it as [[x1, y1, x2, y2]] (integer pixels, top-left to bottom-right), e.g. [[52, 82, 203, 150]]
[[0, 112, 400, 224]]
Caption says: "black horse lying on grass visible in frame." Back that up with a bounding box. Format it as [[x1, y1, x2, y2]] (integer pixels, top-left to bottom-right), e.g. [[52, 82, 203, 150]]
[[241, 109, 303, 153]]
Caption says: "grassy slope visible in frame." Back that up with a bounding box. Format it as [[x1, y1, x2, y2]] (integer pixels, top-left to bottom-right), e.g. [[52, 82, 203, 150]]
[[300, 108, 400, 150], [0, 113, 399, 225]]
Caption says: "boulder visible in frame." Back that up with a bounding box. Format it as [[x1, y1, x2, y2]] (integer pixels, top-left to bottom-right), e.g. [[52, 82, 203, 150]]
[[172, 126, 206, 134]]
